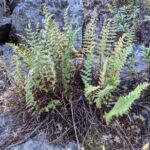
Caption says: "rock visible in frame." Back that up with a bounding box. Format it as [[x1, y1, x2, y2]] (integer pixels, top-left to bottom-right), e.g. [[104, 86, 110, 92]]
[[9, 138, 78, 150], [0, 111, 14, 128], [0, 45, 13, 91], [121, 44, 147, 80], [0, 44, 15, 84], [0, 109, 78, 150], [66, 2, 83, 49], [9, 136, 63, 150], [0, 108, 79, 150], [65, 142, 78, 150], [137, 20, 150, 46], [0, 44, 14, 67], [11, 0, 83, 49], [0, 111, 13, 144], [10, 0, 24, 12], [0, 18, 11, 43], [0, 80, 5, 90], [11, 0, 43, 35], [131, 44, 147, 72]]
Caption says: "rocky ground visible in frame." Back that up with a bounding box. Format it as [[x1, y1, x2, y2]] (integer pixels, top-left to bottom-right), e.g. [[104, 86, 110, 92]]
[[0, 0, 150, 150]]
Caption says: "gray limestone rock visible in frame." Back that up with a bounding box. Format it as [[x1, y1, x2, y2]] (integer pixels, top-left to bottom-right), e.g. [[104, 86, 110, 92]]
[[10, 138, 78, 150], [11, 0, 83, 49]]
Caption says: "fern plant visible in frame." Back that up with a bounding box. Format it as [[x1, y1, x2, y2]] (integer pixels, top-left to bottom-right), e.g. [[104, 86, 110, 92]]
[[104, 82, 149, 124], [82, 18, 133, 107], [8, 6, 77, 114], [81, 15, 149, 123], [109, 3, 139, 32], [7, 5, 149, 123]]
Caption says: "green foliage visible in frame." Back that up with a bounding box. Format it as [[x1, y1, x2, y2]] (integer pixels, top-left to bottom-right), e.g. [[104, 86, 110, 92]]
[[82, 18, 134, 107], [81, 14, 148, 123], [11, 55, 25, 87], [109, 1, 139, 32], [9, 6, 76, 114], [7, 4, 149, 125], [115, 5, 139, 32], [81, 10, 97, 95], [44, 100, 61, 112], [143, 46, 150, 60], [104, 83, 149, 124], [142, 46, 150, 68]]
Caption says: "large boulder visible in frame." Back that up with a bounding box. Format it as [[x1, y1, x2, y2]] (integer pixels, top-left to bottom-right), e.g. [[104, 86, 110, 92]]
[[11, 0, 84, 49]]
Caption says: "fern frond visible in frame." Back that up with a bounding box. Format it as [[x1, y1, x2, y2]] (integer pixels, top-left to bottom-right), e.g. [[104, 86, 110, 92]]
[[25, 22, 41, 50], [11, 55, 25, 87], [8, 43, 32, 68], [104, 83, 149, 124], [43, 5, 76, 90], [63, 6, 70, 32], [44, 100, 61, 112], [99, 58, 108, 88], [81, 11, 97, 91], [82, 10, 97, 54], [82, 52, 93, 89], [98, 19, 118, 68], [25, 69, 37, 112], [105, 32, 133, 87], [85, 85, 100, 98], [95, 85, 115, 108], [61, 30, 78, 90]]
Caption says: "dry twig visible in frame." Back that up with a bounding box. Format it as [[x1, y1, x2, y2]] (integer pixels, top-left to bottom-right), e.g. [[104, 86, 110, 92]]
[[6, 114, 50, 150]]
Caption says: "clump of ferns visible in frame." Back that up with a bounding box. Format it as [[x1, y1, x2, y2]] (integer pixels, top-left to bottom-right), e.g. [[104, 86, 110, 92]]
[[8, 6, 149, 124], [8, 6, 77, 115], [109, 3, 139, 33], [81, 13, 149, 124]]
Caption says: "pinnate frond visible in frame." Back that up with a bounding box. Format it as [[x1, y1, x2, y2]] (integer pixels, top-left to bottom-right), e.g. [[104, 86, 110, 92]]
[[104, 83, 149, 124]]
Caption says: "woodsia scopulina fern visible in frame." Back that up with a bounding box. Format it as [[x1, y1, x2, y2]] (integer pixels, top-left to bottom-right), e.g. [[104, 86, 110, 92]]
[[8, 6, 149, 123], [8, 6, 77, 114], [81, 14, 149, 123]]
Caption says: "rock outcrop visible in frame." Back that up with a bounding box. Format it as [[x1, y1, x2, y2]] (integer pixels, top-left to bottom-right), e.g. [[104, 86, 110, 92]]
[[11, 0, 84, 49]]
